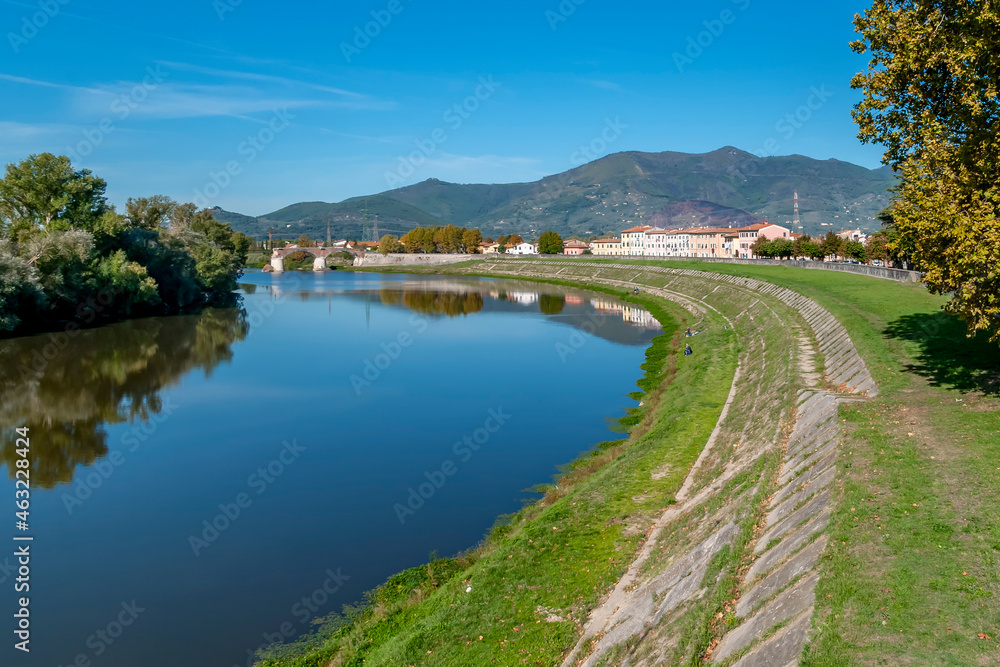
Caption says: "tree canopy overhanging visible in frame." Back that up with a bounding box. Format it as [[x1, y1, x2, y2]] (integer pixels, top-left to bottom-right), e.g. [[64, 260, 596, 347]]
[[852, 0, 1000, 340], [0, 153, 250, 335]]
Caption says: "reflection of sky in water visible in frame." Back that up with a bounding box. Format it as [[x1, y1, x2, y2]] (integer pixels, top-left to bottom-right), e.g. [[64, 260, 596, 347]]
[[0, 272, 659, 667]]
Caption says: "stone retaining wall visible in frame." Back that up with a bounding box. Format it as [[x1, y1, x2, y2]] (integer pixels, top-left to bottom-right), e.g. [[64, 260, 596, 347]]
[[353, 253, 477, 267], [456, 259, 877, 665]]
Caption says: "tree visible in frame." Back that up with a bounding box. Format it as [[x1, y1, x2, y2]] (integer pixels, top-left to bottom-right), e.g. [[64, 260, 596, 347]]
[[820, 232, 844, 260], [750, 236, 773, 258], [852, 0, 1000, 339], [462, 228, 483, 253], [802, 241, 824, 260], [0, 153, 107, 235], [507, 234, 524, 246], [378, 234, 403, 255], [866, 231, 890, 264], [538, 230, 563, 254], [772, 238, 794, 259], [844, 240, 867, 263], [126, 196, 176, 231]]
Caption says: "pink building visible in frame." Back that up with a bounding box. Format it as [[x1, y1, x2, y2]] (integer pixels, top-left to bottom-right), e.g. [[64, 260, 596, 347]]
[[736, 221, 791, 258], [563, 240, 589, 256]]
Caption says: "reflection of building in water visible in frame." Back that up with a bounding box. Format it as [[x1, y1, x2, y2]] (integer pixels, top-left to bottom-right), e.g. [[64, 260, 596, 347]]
[[590, 298, 658, 328], [565, 295, 585, 306], [622, 305, 656, 327], [507, 291, 539, 305]]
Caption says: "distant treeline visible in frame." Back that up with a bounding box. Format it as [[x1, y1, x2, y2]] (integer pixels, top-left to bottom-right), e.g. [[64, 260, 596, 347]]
[[751, 230, 904, 264], [376, 225, 484, 254], [0, 153, 250, 336]]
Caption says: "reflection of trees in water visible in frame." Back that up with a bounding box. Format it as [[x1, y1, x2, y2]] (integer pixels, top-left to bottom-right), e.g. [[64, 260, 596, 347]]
[[400, 292, 485, 317], [379, 289, 402, 307], [0, 308, 248, 488], [539, 294, 566, 315]]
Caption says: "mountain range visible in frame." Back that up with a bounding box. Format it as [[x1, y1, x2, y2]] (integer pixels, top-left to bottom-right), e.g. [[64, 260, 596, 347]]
[[213, 147, 896, 242]]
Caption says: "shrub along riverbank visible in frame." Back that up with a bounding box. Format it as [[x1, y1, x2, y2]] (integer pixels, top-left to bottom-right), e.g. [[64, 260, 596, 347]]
[[256, 281, 739, 666], [0, 154, 250, 336]]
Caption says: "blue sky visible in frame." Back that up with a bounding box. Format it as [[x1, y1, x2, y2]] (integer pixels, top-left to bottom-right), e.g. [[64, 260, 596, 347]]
[[1, 0, 884, 215]]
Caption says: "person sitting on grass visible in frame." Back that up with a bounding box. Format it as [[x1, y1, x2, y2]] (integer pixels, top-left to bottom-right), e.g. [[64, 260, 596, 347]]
[[684, 344, 693, 356]]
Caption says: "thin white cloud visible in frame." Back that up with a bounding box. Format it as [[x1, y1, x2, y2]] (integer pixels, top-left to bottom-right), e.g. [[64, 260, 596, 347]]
[[157, 61, 368, 100], [72, 83, 322, 120], [0, 73, 101, 94]]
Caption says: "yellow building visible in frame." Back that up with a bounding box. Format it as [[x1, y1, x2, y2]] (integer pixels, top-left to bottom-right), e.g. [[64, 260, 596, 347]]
[[590, 238, 622, 256]]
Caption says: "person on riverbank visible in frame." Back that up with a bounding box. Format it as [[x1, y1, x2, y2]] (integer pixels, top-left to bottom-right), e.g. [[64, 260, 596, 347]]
[[684, 344, 692, 356]]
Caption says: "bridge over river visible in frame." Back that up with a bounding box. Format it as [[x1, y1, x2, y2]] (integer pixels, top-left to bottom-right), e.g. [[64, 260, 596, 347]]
[[266, 245, 364, 272]]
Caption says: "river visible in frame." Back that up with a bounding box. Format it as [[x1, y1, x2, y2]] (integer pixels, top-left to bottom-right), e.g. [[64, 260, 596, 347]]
[[0, 271, 660, 667]]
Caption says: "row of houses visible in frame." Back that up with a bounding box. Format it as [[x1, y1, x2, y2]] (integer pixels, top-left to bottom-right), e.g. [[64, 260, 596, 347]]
[[590, 222, 794, 259], [478, 239, 592, 255]]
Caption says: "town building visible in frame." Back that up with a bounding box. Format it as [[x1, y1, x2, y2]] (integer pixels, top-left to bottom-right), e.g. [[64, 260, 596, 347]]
[[590, 238, 622, 256], [735, 222, 791, 258], [480, 242, 501, 254], [621, 225, 654, 256], [563, 239, 589, 256], [836, 229, 867, 243], [507, 242, 538, 255]]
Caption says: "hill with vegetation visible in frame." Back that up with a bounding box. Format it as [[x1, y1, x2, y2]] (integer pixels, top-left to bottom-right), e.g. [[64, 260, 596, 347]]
[[218, 148, 896, 242]]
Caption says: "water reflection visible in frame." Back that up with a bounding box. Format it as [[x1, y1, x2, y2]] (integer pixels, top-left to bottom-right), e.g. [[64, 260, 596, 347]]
[[0, 309, 248, 488], [0, 276, 657, 490]]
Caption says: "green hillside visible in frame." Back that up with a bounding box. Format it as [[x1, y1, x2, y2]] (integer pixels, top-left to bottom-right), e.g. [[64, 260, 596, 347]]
[[212, 195, 446, 242], [217, 148, 896, 241]]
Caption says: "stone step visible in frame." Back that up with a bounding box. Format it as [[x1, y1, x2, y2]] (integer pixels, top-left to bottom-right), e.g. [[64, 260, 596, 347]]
[[712, 574, 818, 663]]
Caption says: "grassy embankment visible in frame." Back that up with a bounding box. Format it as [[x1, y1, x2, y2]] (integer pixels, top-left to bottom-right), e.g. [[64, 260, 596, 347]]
[[257, 280, 740, 666], [560, 258, 1000, 665]]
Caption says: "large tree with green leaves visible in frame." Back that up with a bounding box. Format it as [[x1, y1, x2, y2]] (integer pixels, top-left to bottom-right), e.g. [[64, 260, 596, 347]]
[[538, 230, 563, 254], [852, 0, 1000, 339], [0, 153, 107, 235]]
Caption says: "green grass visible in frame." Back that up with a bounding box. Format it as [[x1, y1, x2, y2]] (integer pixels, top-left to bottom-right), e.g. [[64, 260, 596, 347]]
[[268, 257, 1000, 665], [258, 285, 740, 667], [564, 257, 999, 666]]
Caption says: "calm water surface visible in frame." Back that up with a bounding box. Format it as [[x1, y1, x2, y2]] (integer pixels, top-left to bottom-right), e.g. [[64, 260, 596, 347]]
[[0, 272, 660, 667]]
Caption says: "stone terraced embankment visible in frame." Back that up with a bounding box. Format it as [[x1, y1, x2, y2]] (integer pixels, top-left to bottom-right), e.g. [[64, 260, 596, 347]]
[[457, 259, 878, 665]]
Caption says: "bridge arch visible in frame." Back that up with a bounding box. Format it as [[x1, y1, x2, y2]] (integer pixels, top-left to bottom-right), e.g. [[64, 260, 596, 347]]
[[267, 245, 363, 272]]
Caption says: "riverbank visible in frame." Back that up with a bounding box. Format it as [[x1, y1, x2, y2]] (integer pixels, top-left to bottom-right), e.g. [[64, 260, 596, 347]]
[[256, 279, 740, 665], [259, 257, 997, 666]]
